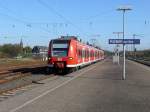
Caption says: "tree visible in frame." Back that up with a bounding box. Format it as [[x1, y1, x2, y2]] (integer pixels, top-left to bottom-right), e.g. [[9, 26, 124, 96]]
[[23, 46, 32, 54], [0, 44, 22, 57]]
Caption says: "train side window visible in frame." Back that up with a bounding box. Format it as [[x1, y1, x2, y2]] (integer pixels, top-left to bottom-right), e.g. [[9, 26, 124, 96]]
[[80, 49, 82, 58], [82, 49, 85, 58], [90, 51, 92, 58], [87, 50, 88, 58], [82, 50, 83, 58], [85, 50, 87, 58], [96, 51, 97, 58], [79, 49, 80, 58], [77, 49, 79, 58], [90, 51, 91, 58], [92, 51, 94, 58], [86, 50, 87, 58], [77, 49, 81, 58]]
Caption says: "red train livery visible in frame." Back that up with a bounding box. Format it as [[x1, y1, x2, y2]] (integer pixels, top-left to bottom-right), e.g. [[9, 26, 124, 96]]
[[47, 36, 104, 73]]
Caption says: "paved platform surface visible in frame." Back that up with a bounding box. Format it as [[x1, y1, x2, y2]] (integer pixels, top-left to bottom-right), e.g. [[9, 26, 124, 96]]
[[0, 58, 150, 112]]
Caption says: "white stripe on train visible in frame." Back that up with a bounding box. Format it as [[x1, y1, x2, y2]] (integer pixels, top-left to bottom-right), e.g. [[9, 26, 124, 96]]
[[47, 58, 104, 68]]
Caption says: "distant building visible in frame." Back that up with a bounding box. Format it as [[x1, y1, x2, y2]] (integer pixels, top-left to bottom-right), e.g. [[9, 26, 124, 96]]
[[32, 46, 48, 61], [32, 46, 48, 54]]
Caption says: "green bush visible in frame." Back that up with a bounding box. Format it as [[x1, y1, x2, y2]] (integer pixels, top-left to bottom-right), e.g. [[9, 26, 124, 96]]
[[0, 44, 32, 58]]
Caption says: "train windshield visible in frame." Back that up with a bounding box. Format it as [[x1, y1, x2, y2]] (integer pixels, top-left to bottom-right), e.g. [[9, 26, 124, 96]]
[[51, 40, 69, 57]]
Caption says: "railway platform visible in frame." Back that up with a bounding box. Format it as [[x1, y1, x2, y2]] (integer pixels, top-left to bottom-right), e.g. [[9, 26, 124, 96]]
[[0, 58, 150, 112]]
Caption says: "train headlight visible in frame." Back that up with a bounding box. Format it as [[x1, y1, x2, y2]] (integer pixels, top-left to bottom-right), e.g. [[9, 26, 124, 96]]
[[69, 57, 73, 60]]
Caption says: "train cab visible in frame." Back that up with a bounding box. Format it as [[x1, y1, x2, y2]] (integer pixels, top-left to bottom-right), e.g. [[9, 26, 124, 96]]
[[47, 36, 77, 73]]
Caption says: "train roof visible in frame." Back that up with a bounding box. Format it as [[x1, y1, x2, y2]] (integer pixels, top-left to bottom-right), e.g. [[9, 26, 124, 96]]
[[51, 36, 103, 51]]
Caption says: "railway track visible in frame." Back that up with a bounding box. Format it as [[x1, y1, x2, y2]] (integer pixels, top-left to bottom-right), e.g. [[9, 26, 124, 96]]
[[0, 64, 47, 84], [0, 69, 56, 102], [0, 60, 103, 102], [0, 64, 52, 95], [0, 63, 46, 72], [128, 58, 150, 66], [0, 74, 60, 103], [0, 72, 31, 84]]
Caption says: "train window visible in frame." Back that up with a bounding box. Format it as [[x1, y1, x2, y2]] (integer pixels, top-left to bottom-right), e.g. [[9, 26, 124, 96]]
[[51, 40, 69, 57], [53, 50, 67, 57], [77, 49, 79, 58], [90, 51, 91, 58], [93, 51, 94, 58], [80, 49, 82, 58], [92, 51, 94, 58], [78, 49, 82, 58], [84, 50, 86, 58], [53, 43, 68, 48], [87, 50, 88, 58], [86, 50, 89, 59], [90, 51, 93, 58], [96, 51, 97, 58], [85, 50, 86, 58], [82, 49, 85, 58]]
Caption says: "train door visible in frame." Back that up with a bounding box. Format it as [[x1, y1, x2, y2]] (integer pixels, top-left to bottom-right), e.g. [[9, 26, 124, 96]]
[[82, 48, 85, 63], [93, 49, 95, 61], [89, 49, 90, 62]]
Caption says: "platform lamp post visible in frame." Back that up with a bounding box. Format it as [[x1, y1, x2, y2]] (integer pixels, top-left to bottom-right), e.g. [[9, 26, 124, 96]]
[[117, 6, 132, 80]]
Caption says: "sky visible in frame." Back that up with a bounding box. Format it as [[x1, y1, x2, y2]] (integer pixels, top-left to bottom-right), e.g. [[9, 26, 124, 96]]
[[0, 0, 150, 50]]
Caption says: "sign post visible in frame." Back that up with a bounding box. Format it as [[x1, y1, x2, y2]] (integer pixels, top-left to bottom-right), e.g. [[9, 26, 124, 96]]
[[109, 39, 140, 80]]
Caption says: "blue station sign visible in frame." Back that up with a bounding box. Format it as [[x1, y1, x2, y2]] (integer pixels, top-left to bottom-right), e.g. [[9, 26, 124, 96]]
[[109, 39, 140, 44]]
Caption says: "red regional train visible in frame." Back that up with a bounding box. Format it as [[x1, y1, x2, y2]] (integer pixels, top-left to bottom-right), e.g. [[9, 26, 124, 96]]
[[47, 36, 104, 73]]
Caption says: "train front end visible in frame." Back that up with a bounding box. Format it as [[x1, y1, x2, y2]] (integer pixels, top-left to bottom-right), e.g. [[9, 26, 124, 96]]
[[47, 38, 72, 73]]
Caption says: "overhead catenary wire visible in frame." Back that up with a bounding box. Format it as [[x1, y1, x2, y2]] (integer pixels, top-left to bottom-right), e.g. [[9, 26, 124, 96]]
[[0, 3, 51, 34], [0, 1, 70, 29], [36, 0, 89, 37], [82, 9, 115, 21]]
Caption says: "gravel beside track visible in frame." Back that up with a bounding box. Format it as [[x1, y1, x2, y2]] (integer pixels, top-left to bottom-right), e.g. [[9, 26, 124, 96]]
[[0, 66, 53, 94]]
